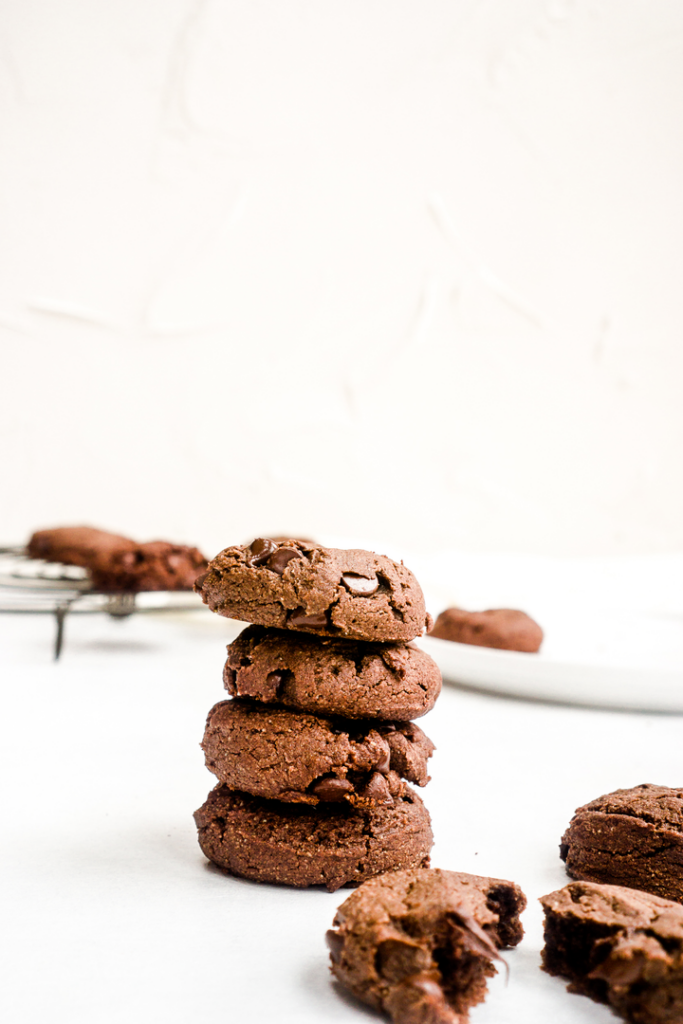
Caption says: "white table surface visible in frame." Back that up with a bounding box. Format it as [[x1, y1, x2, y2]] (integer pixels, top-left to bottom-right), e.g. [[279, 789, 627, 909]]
[[2, 588, 682, 1024]]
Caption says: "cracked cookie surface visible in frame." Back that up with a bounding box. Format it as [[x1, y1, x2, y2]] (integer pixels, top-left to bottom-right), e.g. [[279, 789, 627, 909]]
[[541, 881, 683, 1024], [560, 784, 683, 903], [224, 625, 441, 720], [195, 539, 431, 643], [201, 699, 434, 806], [194, 783, 433, 891], [327, 868, 526, 1024]]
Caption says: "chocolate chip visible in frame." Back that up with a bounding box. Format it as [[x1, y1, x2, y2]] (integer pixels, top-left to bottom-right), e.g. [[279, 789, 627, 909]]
[[247, 538, 276, 566], [589, 950, 647, 986], [325, 929, 344, 964], [264, 671, 285, 698], [311, 777, 354, 801], [362, 772, 392, 803], [266, 547, 302, 575], [374, 748, 392, 775], [341, 573, 379, 596], [448, 906, 503, 964], [289, 608, 329, 628]]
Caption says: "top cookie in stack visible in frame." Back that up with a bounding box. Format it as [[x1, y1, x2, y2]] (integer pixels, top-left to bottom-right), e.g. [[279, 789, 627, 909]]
[[193, 538, 442, 892]]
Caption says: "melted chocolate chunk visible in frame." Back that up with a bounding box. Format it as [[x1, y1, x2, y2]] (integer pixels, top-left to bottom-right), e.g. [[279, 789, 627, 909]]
[[247, 538, 276, 567], [266, 548, 302, 575], [362, 772, 392, 804], [289, 608, 329, 628], [374, 748, 392, 775], [342, 572, 379, 596], [310, 777, 355, 802]]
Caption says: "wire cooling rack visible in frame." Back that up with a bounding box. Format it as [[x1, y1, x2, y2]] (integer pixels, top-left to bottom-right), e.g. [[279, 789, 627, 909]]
[[0, 547, 203, 659]]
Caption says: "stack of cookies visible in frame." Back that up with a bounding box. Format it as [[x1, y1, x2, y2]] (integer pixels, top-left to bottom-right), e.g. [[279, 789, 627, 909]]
[[193, 538, 442, 891]]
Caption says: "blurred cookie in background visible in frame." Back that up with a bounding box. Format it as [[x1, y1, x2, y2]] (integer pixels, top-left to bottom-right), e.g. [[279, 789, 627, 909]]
[[429, 607, 543, 653]]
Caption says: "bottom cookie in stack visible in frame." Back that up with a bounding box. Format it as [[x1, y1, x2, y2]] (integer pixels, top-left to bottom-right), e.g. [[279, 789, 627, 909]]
[[195, 784, 433, 892], [194, 697, 436, 891]]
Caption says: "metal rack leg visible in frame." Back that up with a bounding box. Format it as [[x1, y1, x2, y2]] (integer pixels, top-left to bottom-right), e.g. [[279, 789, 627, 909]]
[[54, 604, 69, 660]]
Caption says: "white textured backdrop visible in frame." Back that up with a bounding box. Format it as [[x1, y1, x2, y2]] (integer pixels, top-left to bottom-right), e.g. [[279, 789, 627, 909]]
[[2, 0, 683, 557]]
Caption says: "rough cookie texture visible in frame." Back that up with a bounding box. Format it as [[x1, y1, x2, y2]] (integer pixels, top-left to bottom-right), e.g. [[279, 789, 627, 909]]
[[201, 699, 434, 807], [224, 625, 441, 720], [194, 784, 433, 891], [560, 784, 683, 904], [429, 607, 543, 653], [27, 525, 207, 592], [27, 526, 136, 567], [195, 539, 431, 643], [540, 881, 683, 1024], [327, 868, 526, 1024]]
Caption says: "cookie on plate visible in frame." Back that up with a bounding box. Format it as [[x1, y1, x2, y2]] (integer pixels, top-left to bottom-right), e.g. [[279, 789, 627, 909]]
[[195, 538, 431, 643], [194, 783, 433, 891], [201, 699, 434, 807], [560, 784, 683, 904], [223, 625, 441, 721], [327, 868, 526, 1024], [429, 607, 543, 653], [540, 881, 683, 1024]]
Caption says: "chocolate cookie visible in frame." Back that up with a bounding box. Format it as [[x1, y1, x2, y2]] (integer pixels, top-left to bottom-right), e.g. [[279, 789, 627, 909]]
[[327, 868, 526, 1024], [27, 526, 136, 566], [540, 881, 683, 1024], [26, 525, 207, 592], [194, 784, 433, 891], [429, 607, 543, 653], [224, 625, 441, 720], [201, 699, 434, 807], [88, 540, 207, 592], [560, 784, 683, 904], [195, 539, 431, 643]]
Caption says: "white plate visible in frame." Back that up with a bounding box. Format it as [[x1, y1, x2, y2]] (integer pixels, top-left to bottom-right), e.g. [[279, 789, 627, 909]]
[[417, 610, 683, 712]]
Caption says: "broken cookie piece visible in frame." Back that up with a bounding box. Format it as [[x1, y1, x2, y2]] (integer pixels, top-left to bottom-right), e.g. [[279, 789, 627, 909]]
[[194, 539, 431, 643], [540, 881, 683, 1024], [201, 699, 434, 806], [327, 867, 526, 1024], [223, 624, 441, 720]]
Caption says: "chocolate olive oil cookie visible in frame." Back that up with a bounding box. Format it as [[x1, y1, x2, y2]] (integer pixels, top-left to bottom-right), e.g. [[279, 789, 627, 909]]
[[560, 784, 683, 903], [224, 625, 441, 720], [194, 538, 441, 889], [195, 538, 432, 643], [327, 868, 526, 1023], [201, 699, 433, 806], [195, 784, 433, 892]]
